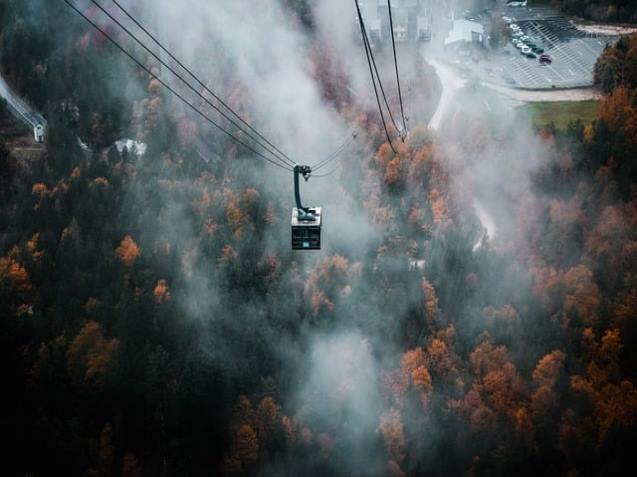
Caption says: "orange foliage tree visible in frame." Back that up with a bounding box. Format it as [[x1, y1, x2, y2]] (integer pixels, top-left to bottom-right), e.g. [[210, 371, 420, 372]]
[[563, 265, 600, 327], [153, 279, 171, 304], [116, 235, 140, 266], [0, 248, 32, 294], [378, 408, 406, 471], [122, 453, 142, 477], [570, 329, 637, 444], [531, 350, 566, 420], [400, 348, 433, 407], [66, 321, 120, 383]]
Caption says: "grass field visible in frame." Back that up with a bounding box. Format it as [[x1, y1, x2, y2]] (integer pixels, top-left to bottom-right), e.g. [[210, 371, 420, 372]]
[[519, 100, 601, 131]]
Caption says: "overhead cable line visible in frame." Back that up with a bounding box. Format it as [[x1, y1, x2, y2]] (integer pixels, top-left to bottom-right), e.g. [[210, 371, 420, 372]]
[[95, 0, 345, 170], [89, 0, 295, 168], [108, 0, 296, 167], [312, 131, 358, 171], [62, 0, 292, 171], [386, 0, 408, 138], [311, 165, 341, 178], [354, 0, 397, 153], [355, 0, 402, 136], [361, 20, 401, 135]]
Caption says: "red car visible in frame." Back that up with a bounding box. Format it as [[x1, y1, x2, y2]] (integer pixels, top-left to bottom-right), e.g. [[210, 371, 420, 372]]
[[539, 54, 552, 65]]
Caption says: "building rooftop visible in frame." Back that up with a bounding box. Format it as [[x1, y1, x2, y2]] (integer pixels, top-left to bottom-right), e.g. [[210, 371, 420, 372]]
[[444, 19, 484, 45]]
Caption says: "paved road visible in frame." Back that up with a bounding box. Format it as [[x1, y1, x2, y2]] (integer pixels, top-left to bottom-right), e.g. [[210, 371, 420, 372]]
[[0, 73, 46, 130], [427, 57, 466, 131], [483, 82, 603, 102], [576, 23, 637, 36], [424, 54, 499, 245]]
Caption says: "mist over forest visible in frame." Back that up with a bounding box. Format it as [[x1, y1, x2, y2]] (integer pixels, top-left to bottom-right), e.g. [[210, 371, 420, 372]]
[[2, 0, 637, 476]]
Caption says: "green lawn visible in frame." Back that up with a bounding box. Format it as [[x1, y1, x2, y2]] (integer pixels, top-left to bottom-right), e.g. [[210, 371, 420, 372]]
[[520, 100, 600, 131]]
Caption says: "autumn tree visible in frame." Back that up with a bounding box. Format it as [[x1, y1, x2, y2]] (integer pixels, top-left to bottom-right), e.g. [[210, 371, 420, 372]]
[[571, 329, 637, 444], [400, 348, 433, 407], [116, 235, 140, 266], [67, 321, 120, 383], [305, 255, 356, 318], [378, 408, 406, 474], [563, 265, 601, 327], [531, 350, 566, 420], [153, 279, 171, 304], [122, 453, 142, 477]]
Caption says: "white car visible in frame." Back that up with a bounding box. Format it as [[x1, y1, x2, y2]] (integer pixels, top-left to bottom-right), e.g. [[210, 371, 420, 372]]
[[521, 36, 531, 42], [510, 24, 520, 30], [521, 46, 531, 54], [513, 31, 523, 38]]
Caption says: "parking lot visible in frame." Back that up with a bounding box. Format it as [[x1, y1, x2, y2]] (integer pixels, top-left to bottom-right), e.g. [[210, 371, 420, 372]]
[[493, 6, 617, 89]]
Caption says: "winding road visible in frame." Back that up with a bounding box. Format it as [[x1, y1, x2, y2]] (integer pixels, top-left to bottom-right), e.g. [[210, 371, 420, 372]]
[[424, 48, 607, 249], [427, 58, 466, 131]]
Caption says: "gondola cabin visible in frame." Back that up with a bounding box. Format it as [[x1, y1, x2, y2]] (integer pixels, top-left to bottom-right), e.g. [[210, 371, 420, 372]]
[[291, 207, 322, 250]]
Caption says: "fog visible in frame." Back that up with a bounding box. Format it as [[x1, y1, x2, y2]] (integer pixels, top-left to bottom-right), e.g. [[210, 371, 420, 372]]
[[73, 0, 554, 473]]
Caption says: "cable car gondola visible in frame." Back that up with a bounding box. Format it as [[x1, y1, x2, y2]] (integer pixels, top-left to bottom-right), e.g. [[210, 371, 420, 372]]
[[291, 165, 321, 250]]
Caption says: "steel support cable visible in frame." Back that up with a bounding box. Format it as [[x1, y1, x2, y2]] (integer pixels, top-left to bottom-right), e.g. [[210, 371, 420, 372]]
[[386, 0, 408, 138], [110, 0, 347, 169], [89, 0, 295, 168], [354, 0, 397, 153], [311, 139, 350, 171], [311, 165, 341, 178], [356, 0, 401, 136], [107, 0, 296, 167], [313, 134, 352, 168], [361, 22, 400, 134], [62, 0, 292, 171], [312, 132, 358, 171], [362, 30, 397, 153]]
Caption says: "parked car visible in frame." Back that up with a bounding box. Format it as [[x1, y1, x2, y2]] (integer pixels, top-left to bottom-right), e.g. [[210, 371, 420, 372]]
[[521, 46, 532, 54], [539, 53, 552, 64], [533, 47, 545, 54], [510, 24, 520, 30], [525, 52, 537, 59]]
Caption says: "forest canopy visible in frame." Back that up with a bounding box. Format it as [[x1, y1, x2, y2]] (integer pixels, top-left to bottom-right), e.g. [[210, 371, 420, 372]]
[[2, 1, 637, 476], [551, 0, 637, 23]]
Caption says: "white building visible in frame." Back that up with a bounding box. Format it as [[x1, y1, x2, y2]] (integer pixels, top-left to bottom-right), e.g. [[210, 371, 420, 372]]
[[33, 124, 45, 143], [358, 0, 433, 43], [444, 19, 485, 46], [24, 111, 47, 143]]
